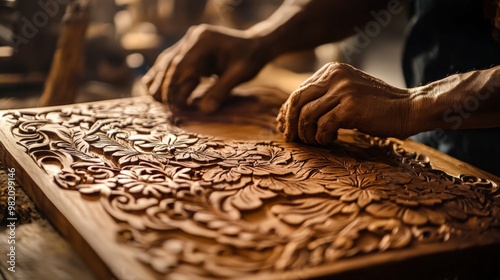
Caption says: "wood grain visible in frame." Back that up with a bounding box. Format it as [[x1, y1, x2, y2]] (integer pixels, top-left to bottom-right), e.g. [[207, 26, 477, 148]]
[[0, 92, 499, 279], [0, 220, 94, 280]]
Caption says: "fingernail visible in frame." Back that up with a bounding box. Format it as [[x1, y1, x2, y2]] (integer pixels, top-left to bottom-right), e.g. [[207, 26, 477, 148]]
[[276, 121, 283, 133]]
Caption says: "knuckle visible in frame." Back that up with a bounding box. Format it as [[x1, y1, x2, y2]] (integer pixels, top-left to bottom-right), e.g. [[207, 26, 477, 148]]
[[310, 62, 351, 87], [317, 113, 329, 126], [189, 23, 209, 32], [325, 61, 341, 69], [340, 93, 356, 104], [299, 113, 313, 126], [324, 62, 348, 73], [335, 103, 350, 117], [329, 62, 349, 77], [288, 89, 303, 107], [318, 112, 334, 129], [192, 24, 217, 38]]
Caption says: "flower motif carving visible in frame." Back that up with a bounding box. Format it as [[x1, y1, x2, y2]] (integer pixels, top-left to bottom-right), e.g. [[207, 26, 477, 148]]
[[3, 98, 500, 279]]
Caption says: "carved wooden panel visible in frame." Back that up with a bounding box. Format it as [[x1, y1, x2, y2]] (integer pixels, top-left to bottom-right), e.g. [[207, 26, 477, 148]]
[[0, 95, 499, 279]]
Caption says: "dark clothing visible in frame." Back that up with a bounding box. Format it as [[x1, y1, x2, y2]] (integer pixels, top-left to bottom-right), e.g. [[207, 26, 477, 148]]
[[403, 0, 500, 176]]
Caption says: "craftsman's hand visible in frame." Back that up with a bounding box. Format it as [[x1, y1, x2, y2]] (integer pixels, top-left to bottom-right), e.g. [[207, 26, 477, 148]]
[[277, 62, 413, 144], [142, 24, 268, 113]]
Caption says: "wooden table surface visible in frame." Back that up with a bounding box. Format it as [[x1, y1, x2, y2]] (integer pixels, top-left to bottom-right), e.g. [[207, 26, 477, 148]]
[[1, 68, 499, 280], [0, 64, 309, 280], [0, 161, 95, 280]]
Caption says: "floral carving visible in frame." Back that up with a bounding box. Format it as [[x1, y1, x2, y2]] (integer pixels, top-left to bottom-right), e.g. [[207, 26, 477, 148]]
[[2, 98, 500, 279]]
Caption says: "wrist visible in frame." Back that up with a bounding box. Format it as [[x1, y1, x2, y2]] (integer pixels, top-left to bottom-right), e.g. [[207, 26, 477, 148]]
[[243, 1, 307, 62], [207, 25, 275, 67], [407, 86, 436, 136], [407, 75, 461, 134], [244, 25, 288, 63]]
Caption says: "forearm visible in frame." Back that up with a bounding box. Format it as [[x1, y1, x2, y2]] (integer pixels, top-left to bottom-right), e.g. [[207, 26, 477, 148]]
[[409, 66, 500, 134], [245, 0, 390, 61]]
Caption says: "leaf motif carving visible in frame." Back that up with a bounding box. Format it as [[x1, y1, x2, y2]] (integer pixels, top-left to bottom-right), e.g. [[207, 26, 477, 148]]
[[256, 176, 325, 196], [174, 144, 220, 162], [365, 202, 402, 219], [72, 129, 90, 153], [203, 167, 248, 183], [255, 145, 292, 165], [4, 98, 500, 279], [230, 184, 277, 211], [271, 198, 348, 227]]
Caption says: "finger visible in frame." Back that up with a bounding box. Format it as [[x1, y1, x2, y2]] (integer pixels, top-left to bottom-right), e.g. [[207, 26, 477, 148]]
[[297, 94, 341, 144], [163, 47, 204, 107], [282, 84, 326, 142], [297, 62, 342, 88], [165, 44, 214, 107], [315, 107, 343, 145], [141, 67, 156, 88], [298, 120, 318, 145], [276, 101, 289, 133], [196, 66, 249, 113], [282, 63, 344, 142], [143, 64, 165, 99], [143, 45, 181, 101], [142, 49, 169, 87], [297, 62, 333, 88], [165, 72, 201, 108]]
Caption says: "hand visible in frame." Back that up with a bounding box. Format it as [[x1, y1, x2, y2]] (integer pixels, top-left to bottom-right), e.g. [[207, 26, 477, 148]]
[[277, 62, 413, 144], [142, 24, 268, 113]]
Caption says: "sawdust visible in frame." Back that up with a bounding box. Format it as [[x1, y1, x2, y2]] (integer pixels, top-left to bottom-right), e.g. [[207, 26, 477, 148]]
[[0, 161, 41, 228]]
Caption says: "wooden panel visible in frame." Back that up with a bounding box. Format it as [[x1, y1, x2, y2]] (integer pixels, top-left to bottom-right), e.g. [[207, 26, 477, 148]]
[[0, 93, 499, 279]]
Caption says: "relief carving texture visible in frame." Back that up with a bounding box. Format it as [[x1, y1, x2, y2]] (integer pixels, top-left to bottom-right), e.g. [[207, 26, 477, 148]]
[[3, 99, 500, 279]]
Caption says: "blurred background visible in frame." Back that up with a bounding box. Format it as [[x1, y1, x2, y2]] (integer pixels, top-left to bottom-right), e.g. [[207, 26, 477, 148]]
[[0, 0, 408, 109]]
